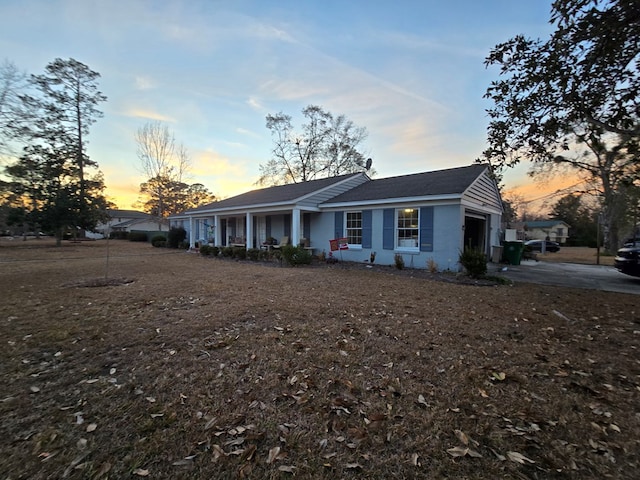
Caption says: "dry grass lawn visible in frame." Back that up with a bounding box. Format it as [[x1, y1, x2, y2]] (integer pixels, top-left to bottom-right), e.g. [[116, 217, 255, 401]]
[[0, 239, 638, 479]]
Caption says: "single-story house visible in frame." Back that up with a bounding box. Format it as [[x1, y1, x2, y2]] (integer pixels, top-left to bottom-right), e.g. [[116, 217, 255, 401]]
[[517, 220, 570, 243], [88, 209, 169, 239], [169, 164, 503, 271]]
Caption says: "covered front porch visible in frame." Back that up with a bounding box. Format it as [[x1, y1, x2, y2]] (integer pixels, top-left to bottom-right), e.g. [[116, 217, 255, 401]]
[[188, 208, 317, 250]]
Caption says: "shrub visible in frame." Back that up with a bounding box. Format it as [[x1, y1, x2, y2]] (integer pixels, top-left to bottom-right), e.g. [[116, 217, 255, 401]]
[[210, 246, 220, 257], [459, 247, 487, 278], [233, 247, 247, 260], [167, 227, 187, 248], [394, 253, 405, 270], [151, 234, 167, 247], [247, 248, 261, 261], [281, 245, 312, 266], [109, 231, 129, 240], [221, 246, 233, 257], [199, 244, 212, 256], [129, 232, 148, 242], [178, 241, 189, 250], [427, 257, 438, 273]]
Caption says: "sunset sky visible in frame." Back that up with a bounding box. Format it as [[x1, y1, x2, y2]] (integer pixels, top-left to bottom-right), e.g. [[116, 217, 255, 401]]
[[1, 0, 570, 214]]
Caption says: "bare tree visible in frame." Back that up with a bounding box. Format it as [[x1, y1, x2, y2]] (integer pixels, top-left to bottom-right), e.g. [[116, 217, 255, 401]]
[[259, 105, 370, 186], [135, 121, 193, 224], [0, 60, 28, 161]]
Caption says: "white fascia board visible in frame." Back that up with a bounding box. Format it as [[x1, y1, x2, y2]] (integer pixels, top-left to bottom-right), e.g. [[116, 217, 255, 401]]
[[461, 198, 502, 215], [320, 193, 461, 210], [181, 202, 321, 217]]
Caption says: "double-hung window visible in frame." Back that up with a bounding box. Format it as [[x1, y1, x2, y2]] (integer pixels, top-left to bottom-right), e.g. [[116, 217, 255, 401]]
[[345, 211, 362, 246], [397, 208, 419, 249]]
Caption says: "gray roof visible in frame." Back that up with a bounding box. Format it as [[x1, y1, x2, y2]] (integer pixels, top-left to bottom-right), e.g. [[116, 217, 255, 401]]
[[182, 173, 362, 214], [107, 209, 152, 219], [323, 164, 489, 204]]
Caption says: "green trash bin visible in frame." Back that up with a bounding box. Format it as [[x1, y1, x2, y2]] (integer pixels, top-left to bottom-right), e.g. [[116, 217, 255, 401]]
[[502, 241, 524, 265]]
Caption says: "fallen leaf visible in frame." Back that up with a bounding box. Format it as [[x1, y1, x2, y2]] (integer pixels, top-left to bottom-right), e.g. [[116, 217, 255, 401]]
[[417, 394, 429, 407], [94, 462, 111, 478], [278, 465, 295, 473], [492, 372, 506, 381], [133, 468, 150, 476], [507, 451, 535, 464], [30, 386, 40, 393], [610, 424, 621, 433], [267, 446, 281, 464], [411, 453, 420, 466], [467, 448, 482, 458], [211, 444, 226, 462], [86, 423, 97, 433], [345, 463, 362, 469], [447, 446, 469, 457], [455, 429, 469, 445]]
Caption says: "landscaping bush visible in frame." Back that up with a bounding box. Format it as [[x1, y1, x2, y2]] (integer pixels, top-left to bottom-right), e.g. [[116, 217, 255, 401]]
[[151, 234, 167, 247], [178, 241, 189, 250], [394, 253, 405, 270], [199, 245, 212, 256], [167, 227, 187, 248], [246, 248, 261, 261], [459, 247, 487, 278], [281, 245, 312, 266], [109, 231, 129, 240], [233, 246, 247, 260], [221, 246, 234, 258], [128, 232, 148, 242], [210, 246, 220, 257]]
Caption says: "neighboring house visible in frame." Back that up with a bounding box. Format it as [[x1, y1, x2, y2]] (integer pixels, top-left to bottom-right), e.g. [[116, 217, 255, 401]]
[[88, 209, 169, 238], [518, 220, 570, 243], [169, 164, 503, 271]]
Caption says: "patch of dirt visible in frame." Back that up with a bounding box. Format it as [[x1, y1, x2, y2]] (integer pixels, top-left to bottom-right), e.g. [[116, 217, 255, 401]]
[[0, 240, 638, 479]]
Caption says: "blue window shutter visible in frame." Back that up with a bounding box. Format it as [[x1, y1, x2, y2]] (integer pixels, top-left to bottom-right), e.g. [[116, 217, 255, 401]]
[[383, 208, 394, 250], [334, 211, 344, 238], [420, 207, 434, 252], [362, 210, 372, 248], [303, 213, 311, 240], [284, 214, 291, 237]]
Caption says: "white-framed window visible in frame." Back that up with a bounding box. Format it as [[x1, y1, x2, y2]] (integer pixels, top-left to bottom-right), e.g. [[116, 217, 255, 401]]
[[345, 211, 362, 246], [397, 208, 419, 249]]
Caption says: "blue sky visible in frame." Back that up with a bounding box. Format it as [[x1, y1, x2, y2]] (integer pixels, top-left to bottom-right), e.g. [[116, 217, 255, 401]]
[[1, 0, 558, 209]]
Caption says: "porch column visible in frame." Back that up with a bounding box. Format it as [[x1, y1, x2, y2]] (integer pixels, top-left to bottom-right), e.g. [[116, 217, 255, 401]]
[[292, 208, 301, 246], [189, 216, 195, 248], [246, 212, 253, 249], [214, 215, 220, 246]]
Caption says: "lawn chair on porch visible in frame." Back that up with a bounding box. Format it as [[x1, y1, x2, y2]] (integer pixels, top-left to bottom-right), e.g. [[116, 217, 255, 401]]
[[271, 236, 289, 250]]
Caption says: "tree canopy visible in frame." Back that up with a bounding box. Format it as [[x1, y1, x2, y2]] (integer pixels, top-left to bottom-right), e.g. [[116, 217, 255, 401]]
[[135, 121, 215, 220], [1, 58, 109, 243], [259, 105, 371, 186], [483, 0, 639, 250]]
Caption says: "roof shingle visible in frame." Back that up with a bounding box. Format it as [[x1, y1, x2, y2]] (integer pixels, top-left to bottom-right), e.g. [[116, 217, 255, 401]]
[[323, 164, 488, 204]]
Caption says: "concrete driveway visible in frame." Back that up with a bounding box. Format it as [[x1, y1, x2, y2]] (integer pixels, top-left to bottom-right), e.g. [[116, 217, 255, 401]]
[[495, 260, 640, 295]]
